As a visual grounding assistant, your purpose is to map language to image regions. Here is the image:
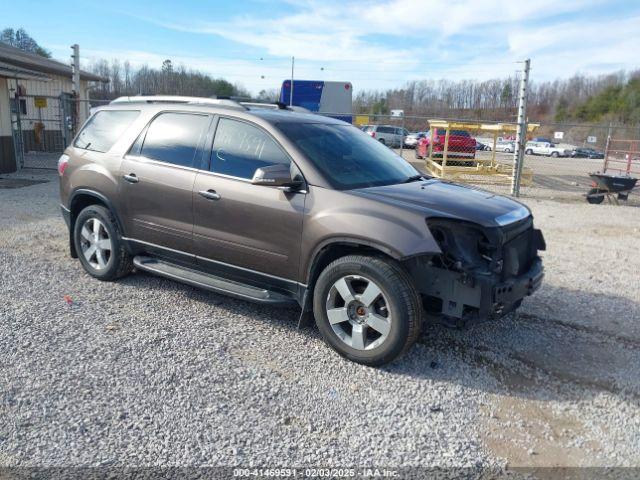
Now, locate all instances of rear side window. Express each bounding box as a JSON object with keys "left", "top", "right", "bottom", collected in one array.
[
  {"left": 74, "top": 110, "right": 139, "bottom": 152},
  {"left": 211, "top": 118, "right": 289, "bottom": 179},
  {"left": 140, "top": 112, "right": 210, "bottom": 168},
  {"left": 433, "top": 129, "right": 470, "bottom": 137},
  {"left": 377, "top": 126, "right": 394, "bottom": 134}
]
